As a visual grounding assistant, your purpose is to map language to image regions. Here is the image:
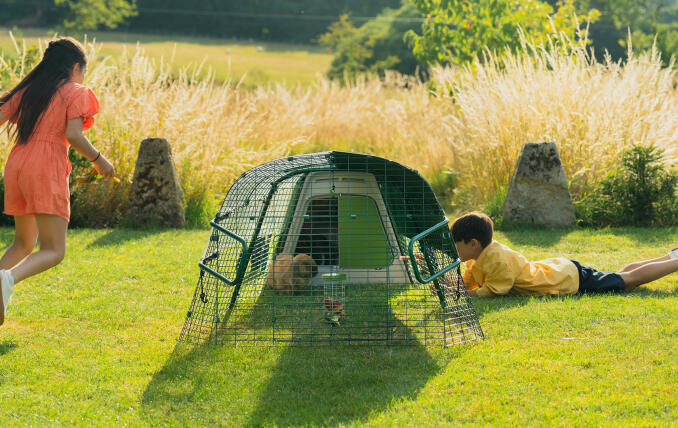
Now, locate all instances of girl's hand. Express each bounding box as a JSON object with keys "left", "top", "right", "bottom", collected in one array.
[{"left": 93, "top": 154, "right": 115, "bottom": 178}]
